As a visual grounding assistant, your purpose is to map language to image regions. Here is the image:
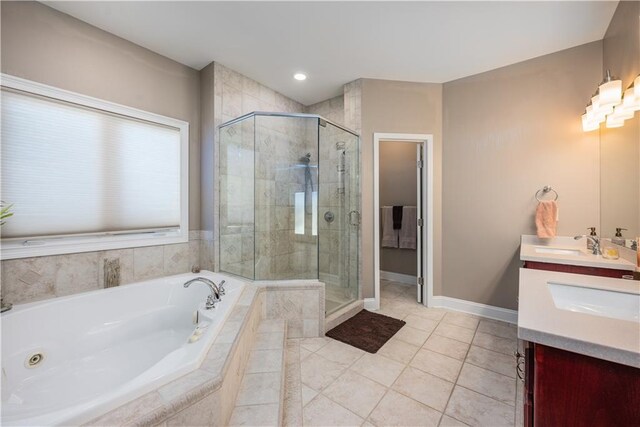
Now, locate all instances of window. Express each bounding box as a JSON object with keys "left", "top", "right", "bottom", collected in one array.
[{"left": 0, "top": 75, "right": 189, "bottom": 259}]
